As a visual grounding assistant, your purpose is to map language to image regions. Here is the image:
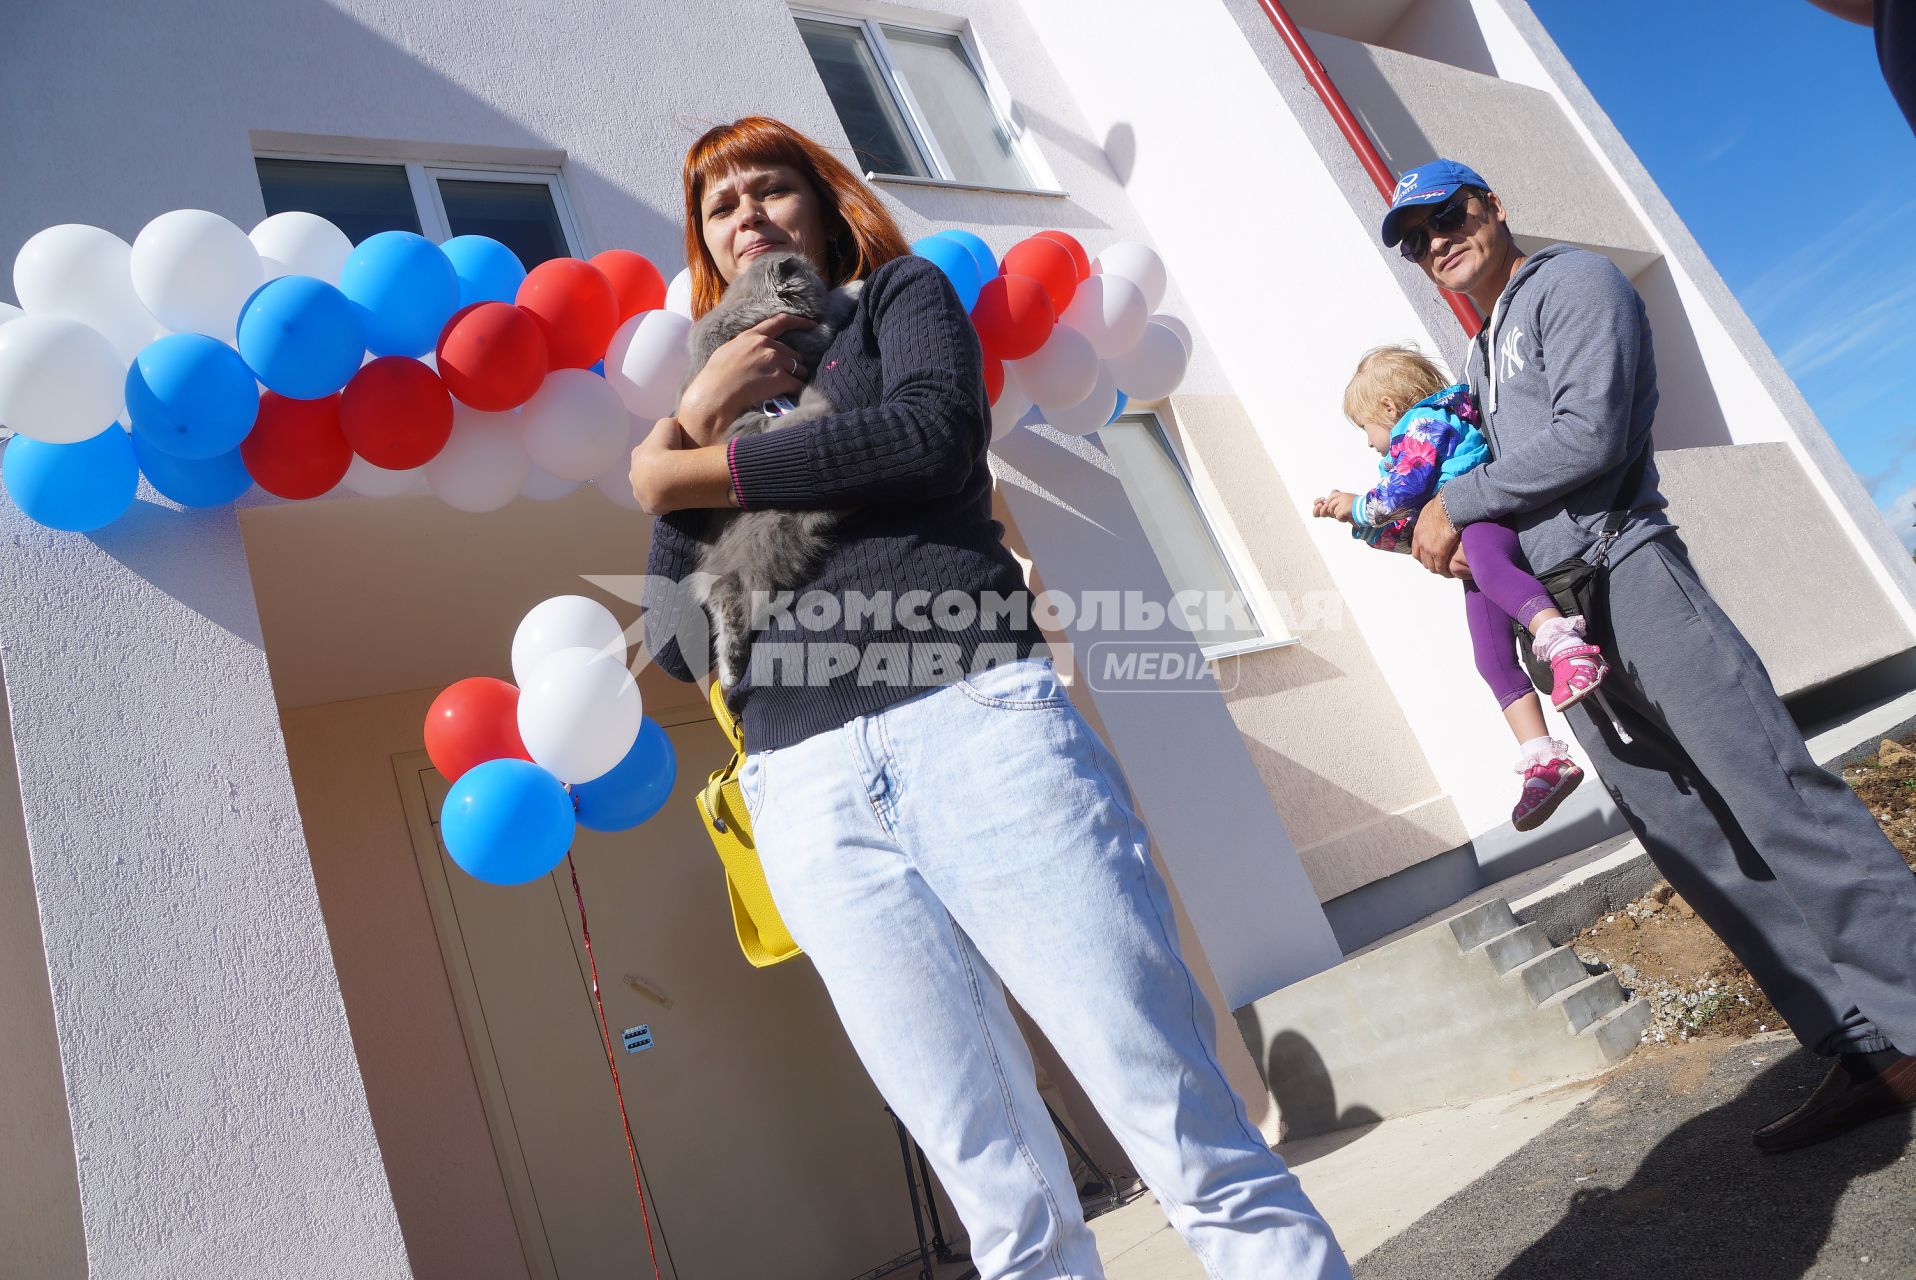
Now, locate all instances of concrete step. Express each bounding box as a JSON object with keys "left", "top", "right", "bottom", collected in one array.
[
  {"left": 1580, "top": 996, "right": 1654, "bottom": 1062},
  {"left": 1236, "top": 896, "right": 1655, "bottom": 1141},
  {"left": 1505, "top": 946, "right": 1591, "bottom": 1004},
  {"left": 1446, "top": 898, "right": 1520, "bottom": 951},
  {"left": 1539, "top": 971, "right": 1628, "bottom": 1034},
  {"left": 1474, "top": 922, "right": 1550, "bottom": 975}
]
